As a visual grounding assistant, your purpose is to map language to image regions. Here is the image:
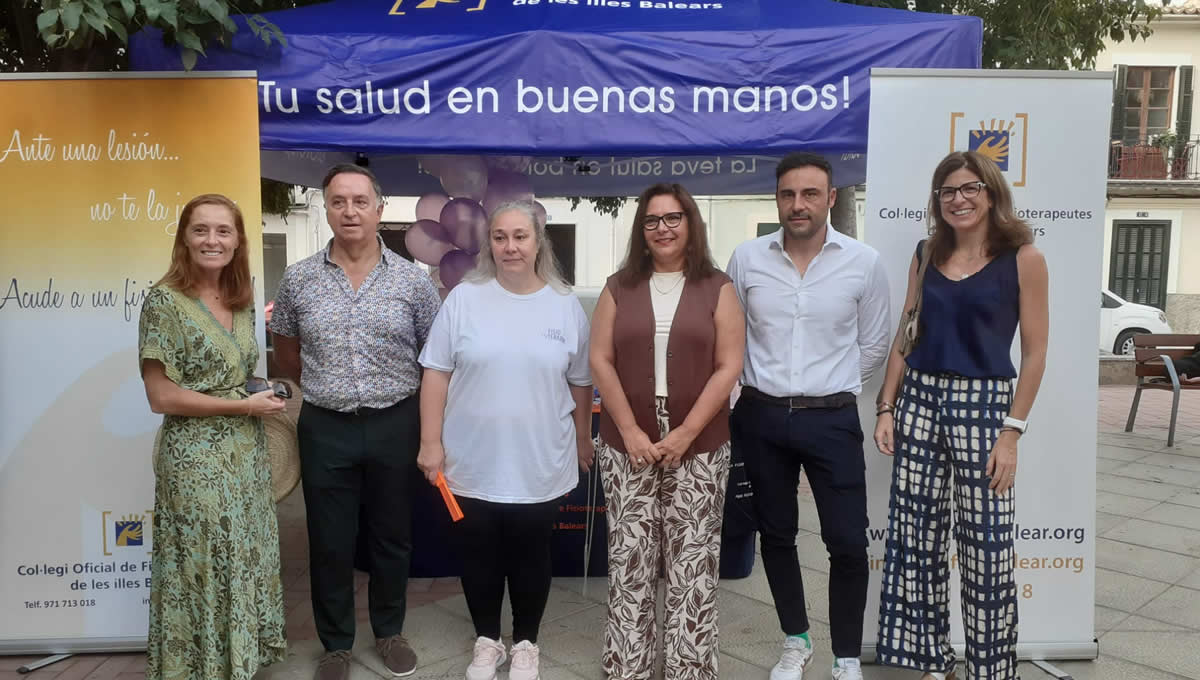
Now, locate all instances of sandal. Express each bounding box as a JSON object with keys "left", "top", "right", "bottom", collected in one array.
[{"left": 920, "top": 672, "right": 957, "bottom": 680}]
